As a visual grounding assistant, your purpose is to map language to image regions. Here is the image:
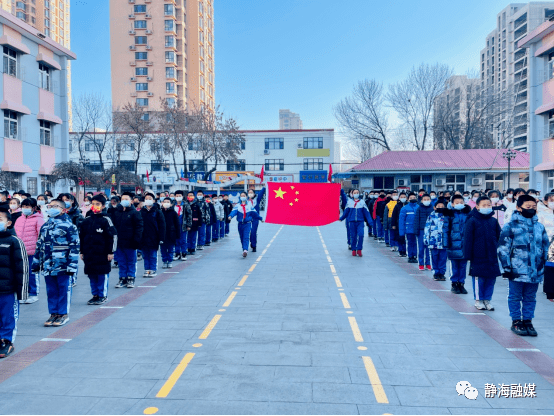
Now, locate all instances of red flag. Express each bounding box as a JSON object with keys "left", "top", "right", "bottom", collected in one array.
[
  {"left": 328, "top": 164, "right": 333, "bottom": 183},
  {"left": 265, "top": 182, "right": 340, "bottom": 226},
  {"left": 260, "top": 165, "right": 264, "bottom": 183},
  {"left": 146, "top": 170, "right": 150, "bottom": 181}
]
